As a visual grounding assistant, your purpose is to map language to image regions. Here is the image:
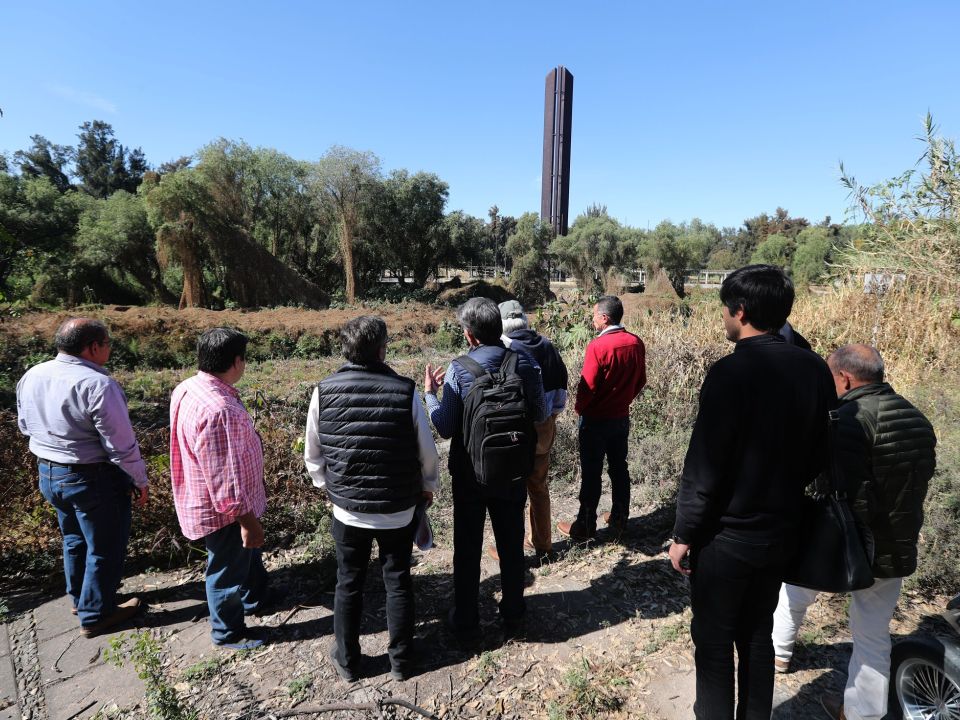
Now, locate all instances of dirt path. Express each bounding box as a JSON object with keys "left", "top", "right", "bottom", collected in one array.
[{"left": 2, "top": 490, "right": 951, "bottom": 719}]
